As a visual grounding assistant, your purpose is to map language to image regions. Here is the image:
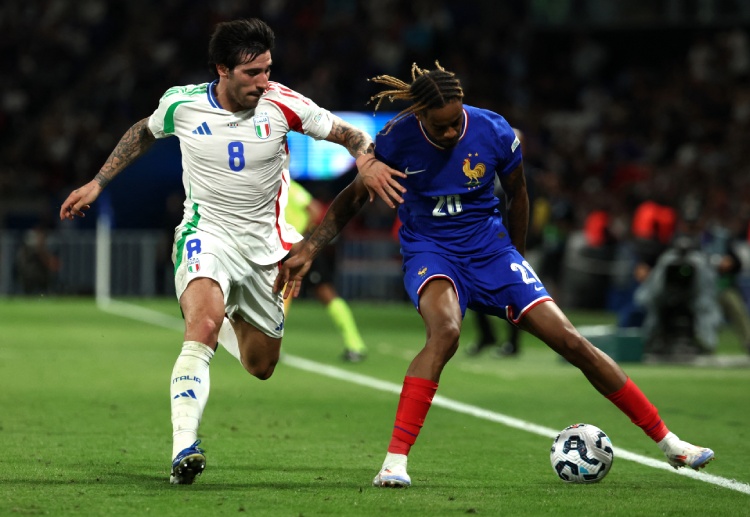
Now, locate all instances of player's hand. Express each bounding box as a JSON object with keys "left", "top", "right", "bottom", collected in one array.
[
  {"left": 355, "top": 155, "right": 406, "bottom": 209},
  {"left": 274, "top": 247, "right": 314, "bottom": 299},
  {"left": 59, "top": 180, "right": 103, "bottom": 220}
]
